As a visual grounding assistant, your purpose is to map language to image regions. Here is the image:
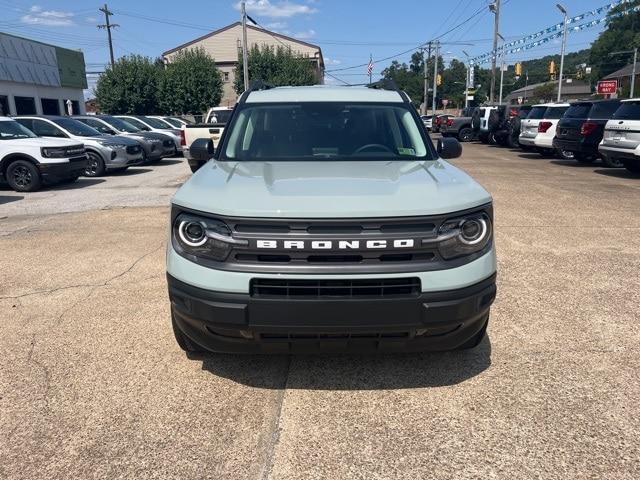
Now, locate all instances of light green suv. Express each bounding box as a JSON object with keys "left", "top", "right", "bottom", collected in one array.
[{"left": 167, "top": 82, "right": 496, "bottom": 354}]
